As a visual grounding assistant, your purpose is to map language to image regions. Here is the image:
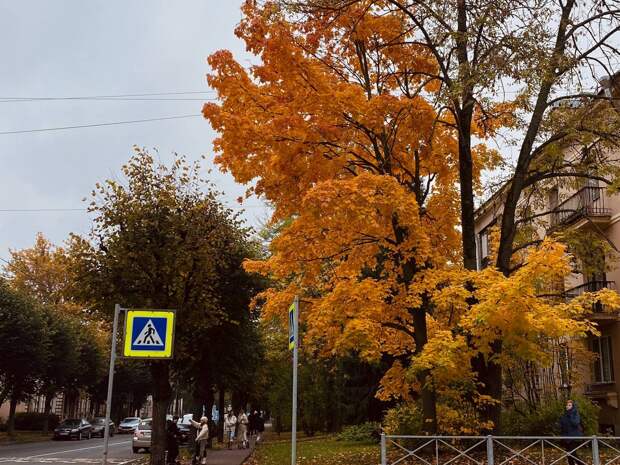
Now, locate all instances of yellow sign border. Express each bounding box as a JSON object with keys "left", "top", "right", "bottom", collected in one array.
[{"left": 123, "top": 309, "right": 175, "bottom": 359}]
